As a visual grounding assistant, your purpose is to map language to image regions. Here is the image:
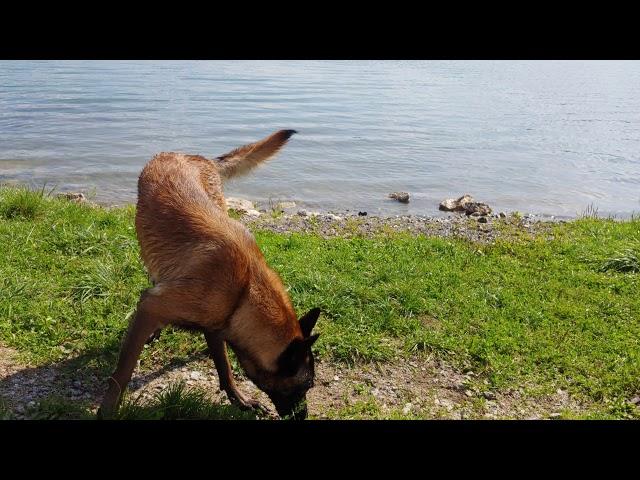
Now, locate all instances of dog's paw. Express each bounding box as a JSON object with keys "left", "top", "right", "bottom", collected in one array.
[{"left": 229, "top": 394, "right": 270, "bottom": 416}]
